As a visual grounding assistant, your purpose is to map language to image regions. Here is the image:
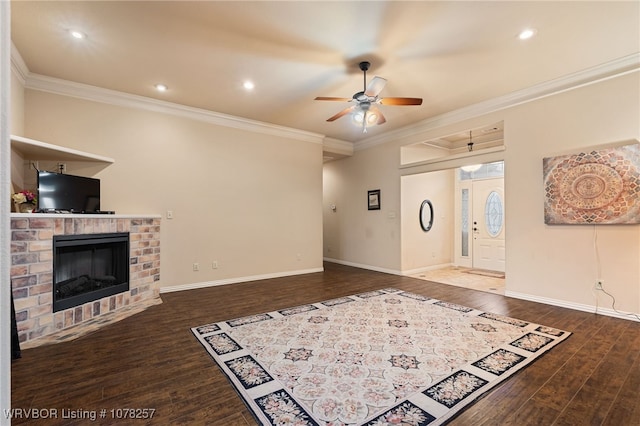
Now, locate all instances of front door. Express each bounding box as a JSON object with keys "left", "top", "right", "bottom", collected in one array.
[{"left": 471, "top": 178, "right": 505, "bottom": 272}]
